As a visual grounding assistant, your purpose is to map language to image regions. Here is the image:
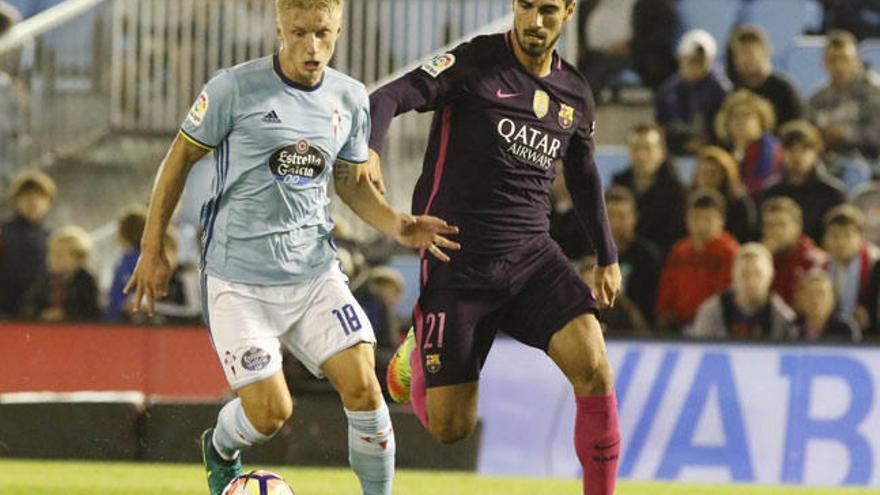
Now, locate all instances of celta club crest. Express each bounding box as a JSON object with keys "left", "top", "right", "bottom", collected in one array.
[
  {"left": 425, "top": 353, "right": 442, "bottom": 374},
  {"left": 533, "top": 90, "right": 549, "bottom": 119},
  {"left": 558, "top": 104, "right": 574, "bottom": 129}
]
